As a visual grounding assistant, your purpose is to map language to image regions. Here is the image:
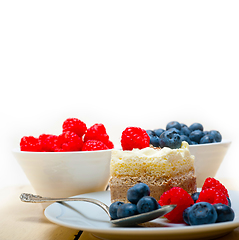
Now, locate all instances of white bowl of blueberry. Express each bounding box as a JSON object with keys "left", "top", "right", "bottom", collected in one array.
[{"left": 146, "top": 121, "right": 231, "bottom": 188}]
